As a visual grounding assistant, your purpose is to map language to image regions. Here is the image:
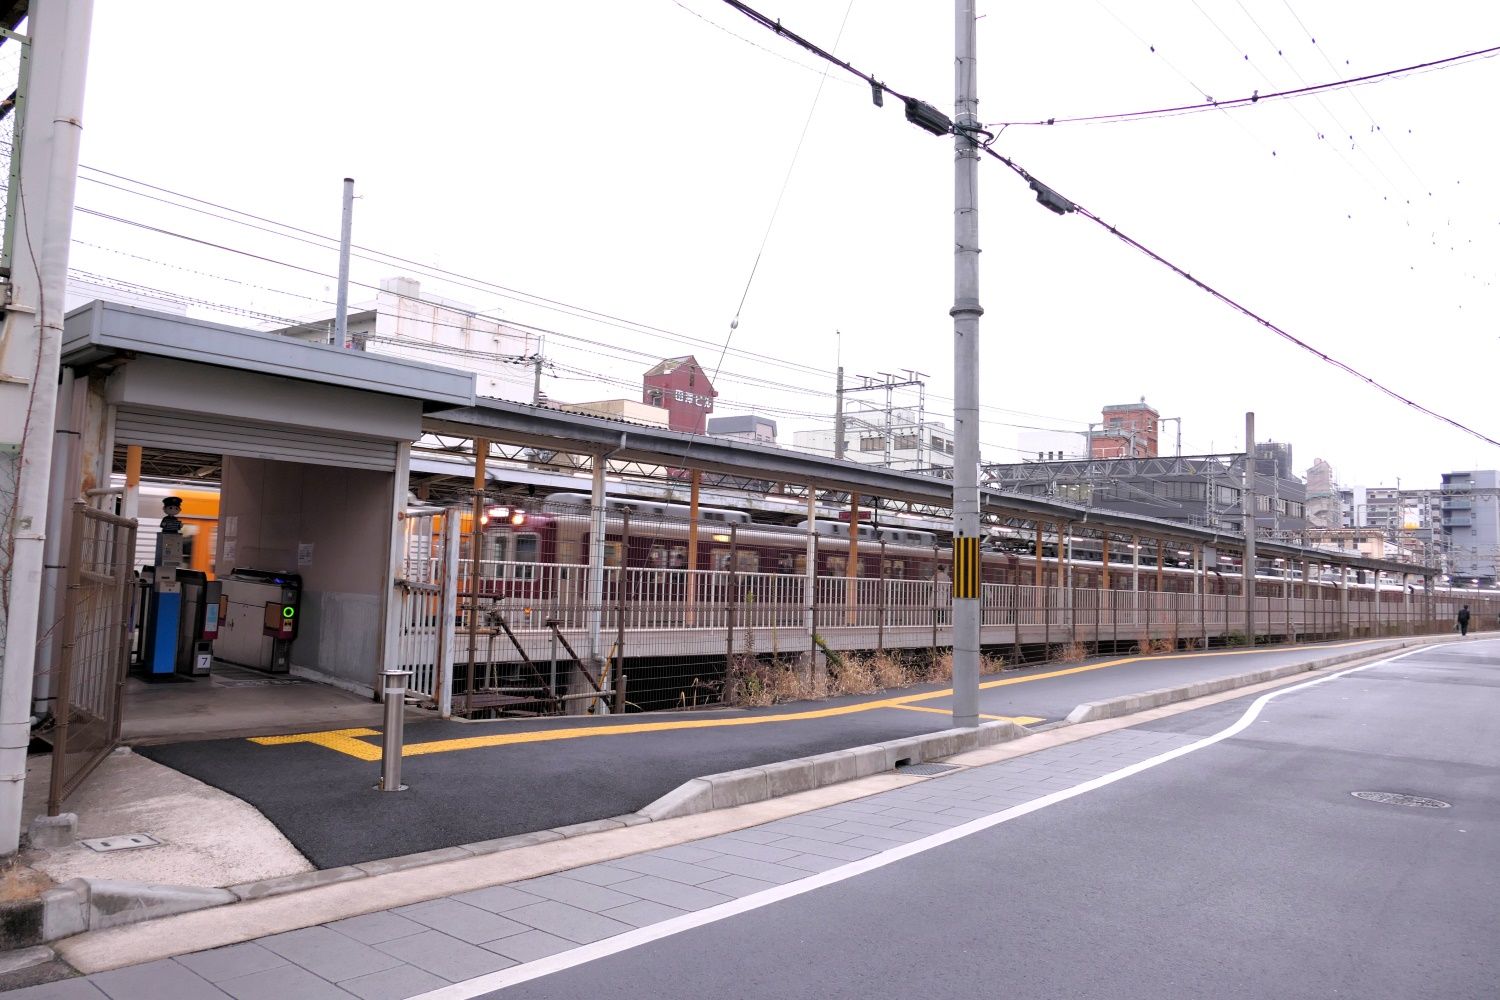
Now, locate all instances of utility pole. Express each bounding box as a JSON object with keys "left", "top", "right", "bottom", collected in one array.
[
  {"left": 1243, "top": 411, "right": 1256, "bottom": 644},
  {"left": 334, "top": 177, "right": 354, "bottom": 348},
  {"left": 531, "top": 354, "right": 544, "bottom": 405},
  {"left": 834, "top": 365, "right": 845, "bottom": 460},
  {"left": 0, "top": 0, "right": 95, "bottom": 855},
  {"left": 950, "top": 0, "right": 981, "bottom": 729}
]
